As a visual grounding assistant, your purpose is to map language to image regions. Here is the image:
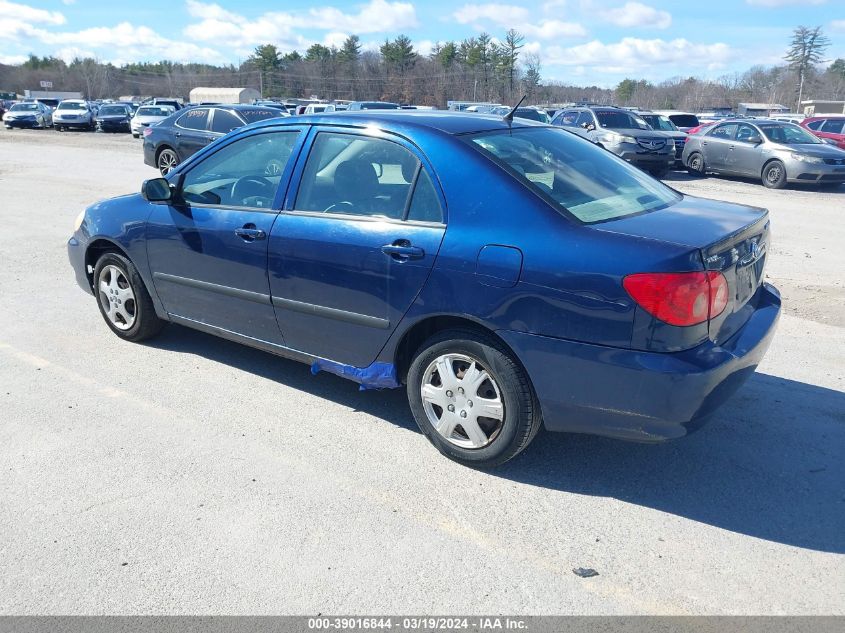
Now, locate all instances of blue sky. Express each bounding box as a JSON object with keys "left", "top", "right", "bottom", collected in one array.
[{"left": 1, "top": 0, "right": 843, "bottom": 86}]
